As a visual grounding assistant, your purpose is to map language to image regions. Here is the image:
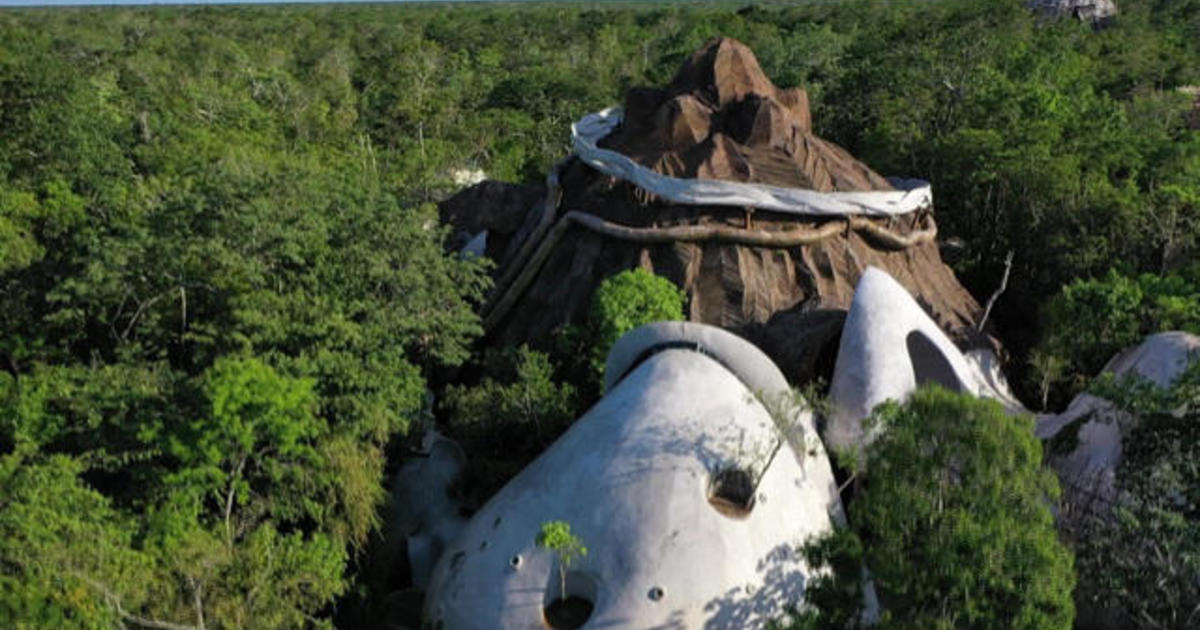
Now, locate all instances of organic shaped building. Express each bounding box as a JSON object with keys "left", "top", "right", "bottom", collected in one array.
[
  {"left": 389, "top": 431, "right": 471, "bottom": 592},
  {"left": 825, "top": 267, "right": 1024, "bottom": 454},
  {"left": 440, "top": 37, "right": 988, "bottom": 385},
  {"left": 423, "top": 322, "right": 842, "bottom": 629},
  {"left": 1036, "top": 331, "right": 1200, "bottom": 521}
]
